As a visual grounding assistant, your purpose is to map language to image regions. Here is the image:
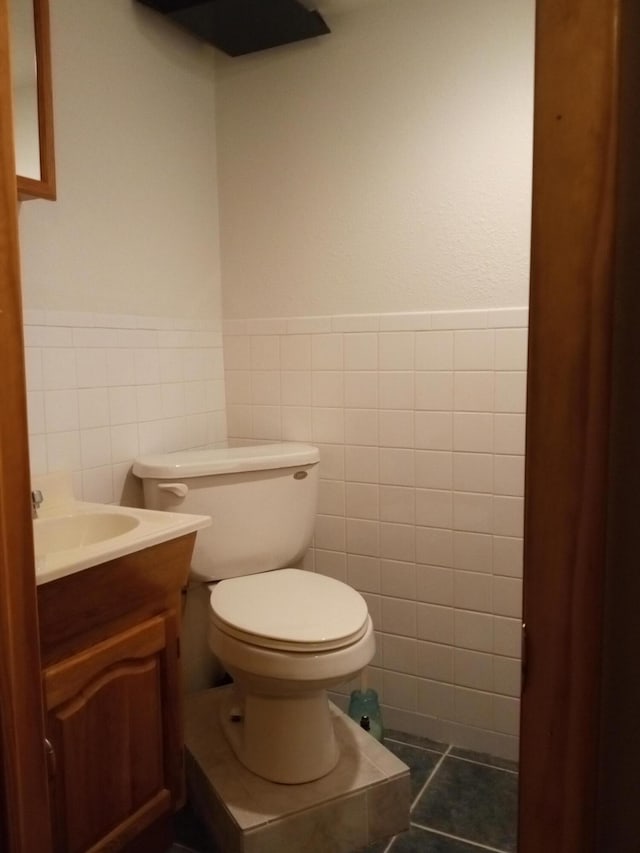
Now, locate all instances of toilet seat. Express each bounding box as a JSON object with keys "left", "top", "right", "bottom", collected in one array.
[{"left": 209, "top": 568, "right": 370, "bottom": 652}]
